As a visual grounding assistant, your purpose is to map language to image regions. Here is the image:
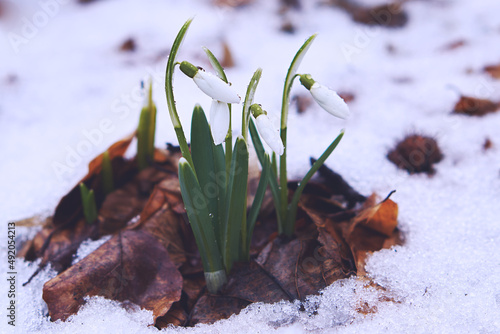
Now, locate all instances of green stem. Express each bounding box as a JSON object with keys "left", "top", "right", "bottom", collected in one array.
[
  {"left": 241, "top": 68, "right": 263, "bottom": 142},
  {"left": 165, "top": 18, "right": 194, "bottom": 168},
  {"left": 249, "top": 119, "right": 283, "bottom": 232},
  {"left": 279, "top": 34, "right": 317, "bottom": 236}
]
